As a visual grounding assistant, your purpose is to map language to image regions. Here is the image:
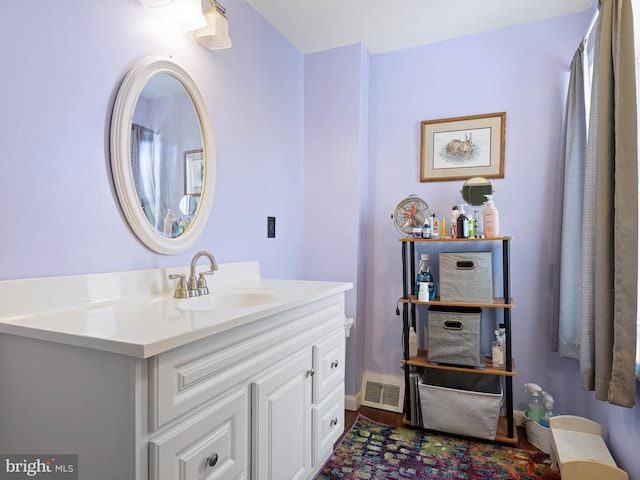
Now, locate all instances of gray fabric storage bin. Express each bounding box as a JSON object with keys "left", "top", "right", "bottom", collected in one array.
[
  {"left": 439, "top": 252, "right": 493, "bottom": 303},
  {"left": 427, "top": 306, "right": 483, "bottom": 368},
  {"left": 418, "top": 369, "right": 502, "bottom": 440}
]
